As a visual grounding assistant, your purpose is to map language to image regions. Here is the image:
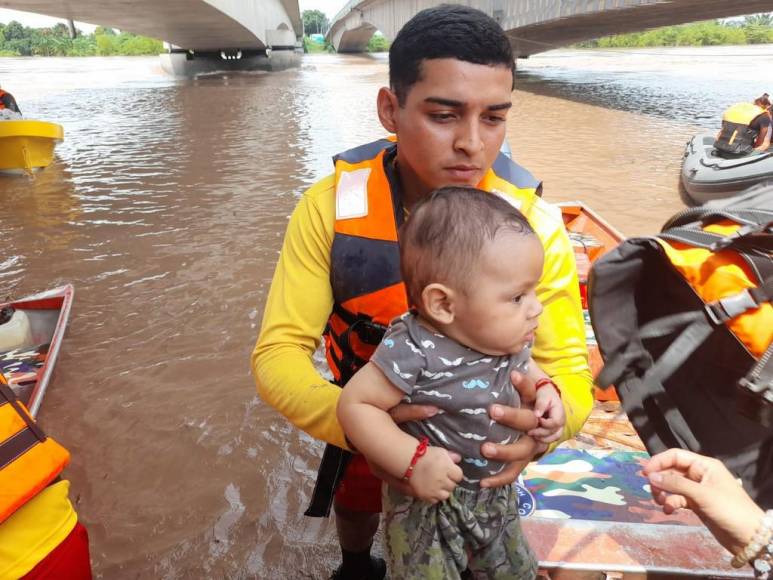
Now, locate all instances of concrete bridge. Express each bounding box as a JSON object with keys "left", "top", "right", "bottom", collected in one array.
[
  {"left": 0, "top": 0, "right": 302, "bottom": 74},
  {"left": 329, "top": 0, "right": 773, "bottom": 56}
]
